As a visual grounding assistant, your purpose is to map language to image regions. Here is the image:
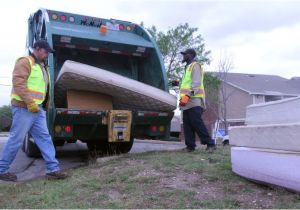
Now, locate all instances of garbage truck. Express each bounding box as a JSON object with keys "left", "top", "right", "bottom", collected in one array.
[{"left": 22, "top": 8, "right": 175, "bottom": 157}]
